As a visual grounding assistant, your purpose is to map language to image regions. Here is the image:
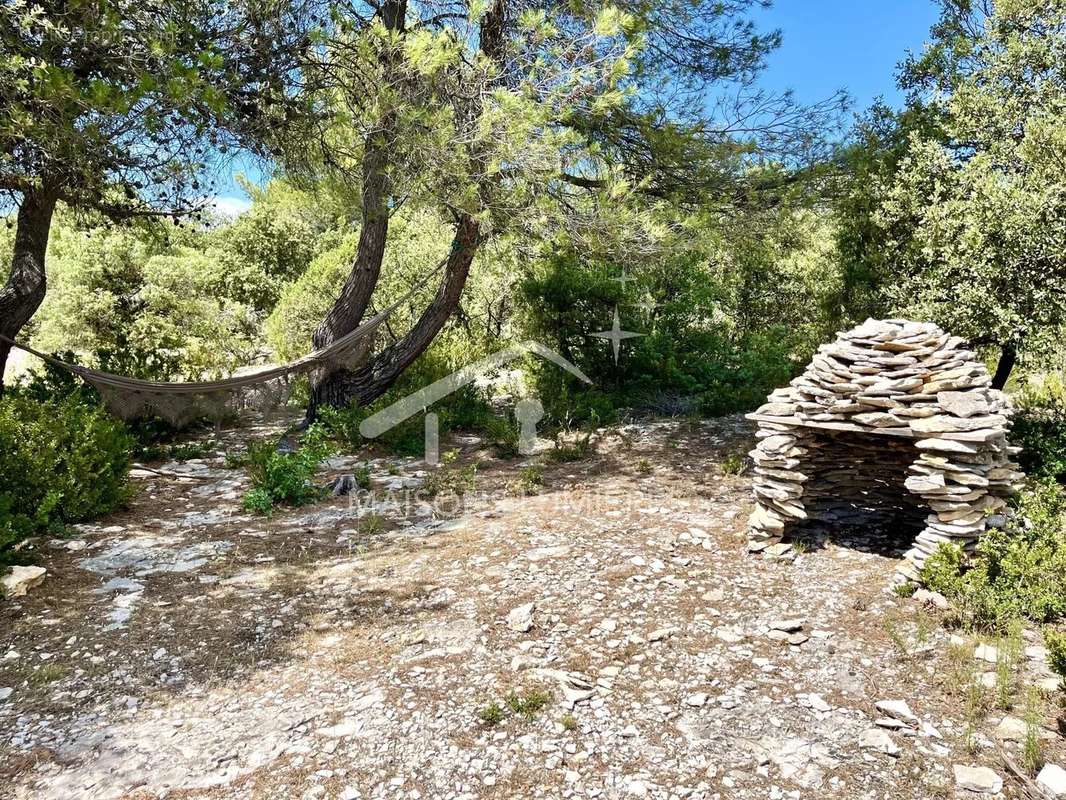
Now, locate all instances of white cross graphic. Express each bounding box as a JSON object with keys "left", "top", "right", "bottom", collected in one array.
[{"left": 590, "top": 306, "right": 644, "bottom": 364}]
